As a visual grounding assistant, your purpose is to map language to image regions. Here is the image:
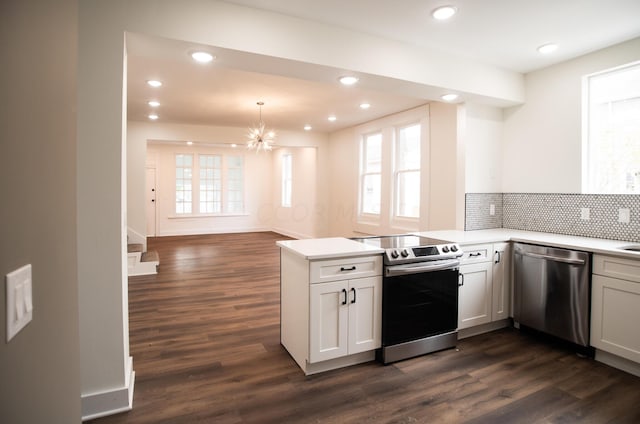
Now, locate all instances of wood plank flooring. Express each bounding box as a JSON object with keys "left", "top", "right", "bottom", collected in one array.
[{"left": 91, "top": 232, "right": 640, "bottom": 424}]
